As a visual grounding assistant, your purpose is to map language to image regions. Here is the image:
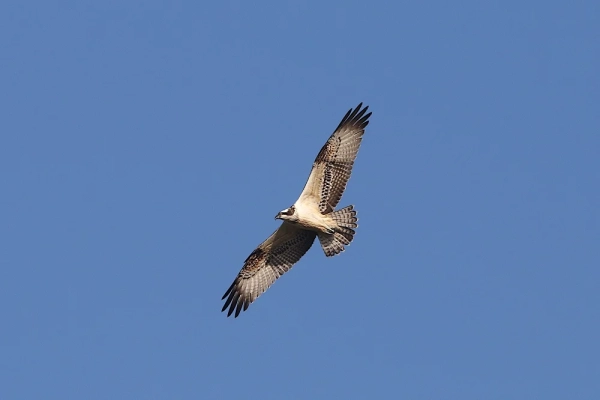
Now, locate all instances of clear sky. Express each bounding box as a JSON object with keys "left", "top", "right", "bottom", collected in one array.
[{"left": 1, "top": 1, "right": 599, "bottom": 399}]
